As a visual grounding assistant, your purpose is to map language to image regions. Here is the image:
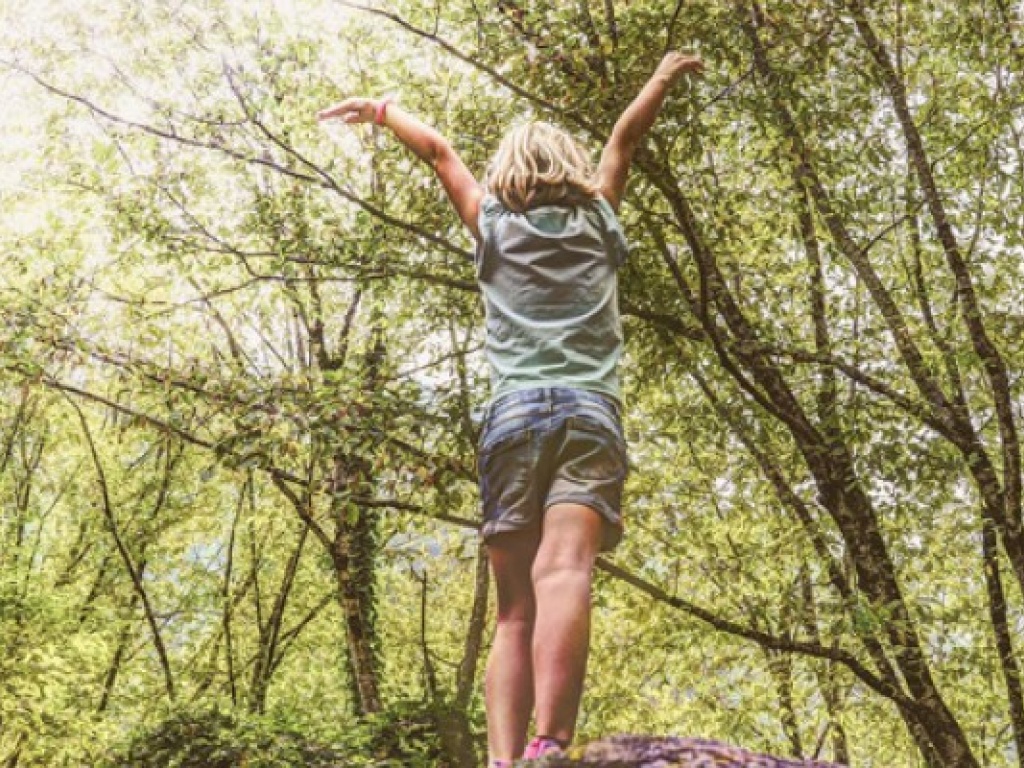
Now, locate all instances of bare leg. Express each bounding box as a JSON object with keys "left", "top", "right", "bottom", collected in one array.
[
  {"left": 531, "top": 503, "right": 604, "bottom": 746},
  {"left": 485, "top": 528, "right": 541, "bottom": 763}
]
